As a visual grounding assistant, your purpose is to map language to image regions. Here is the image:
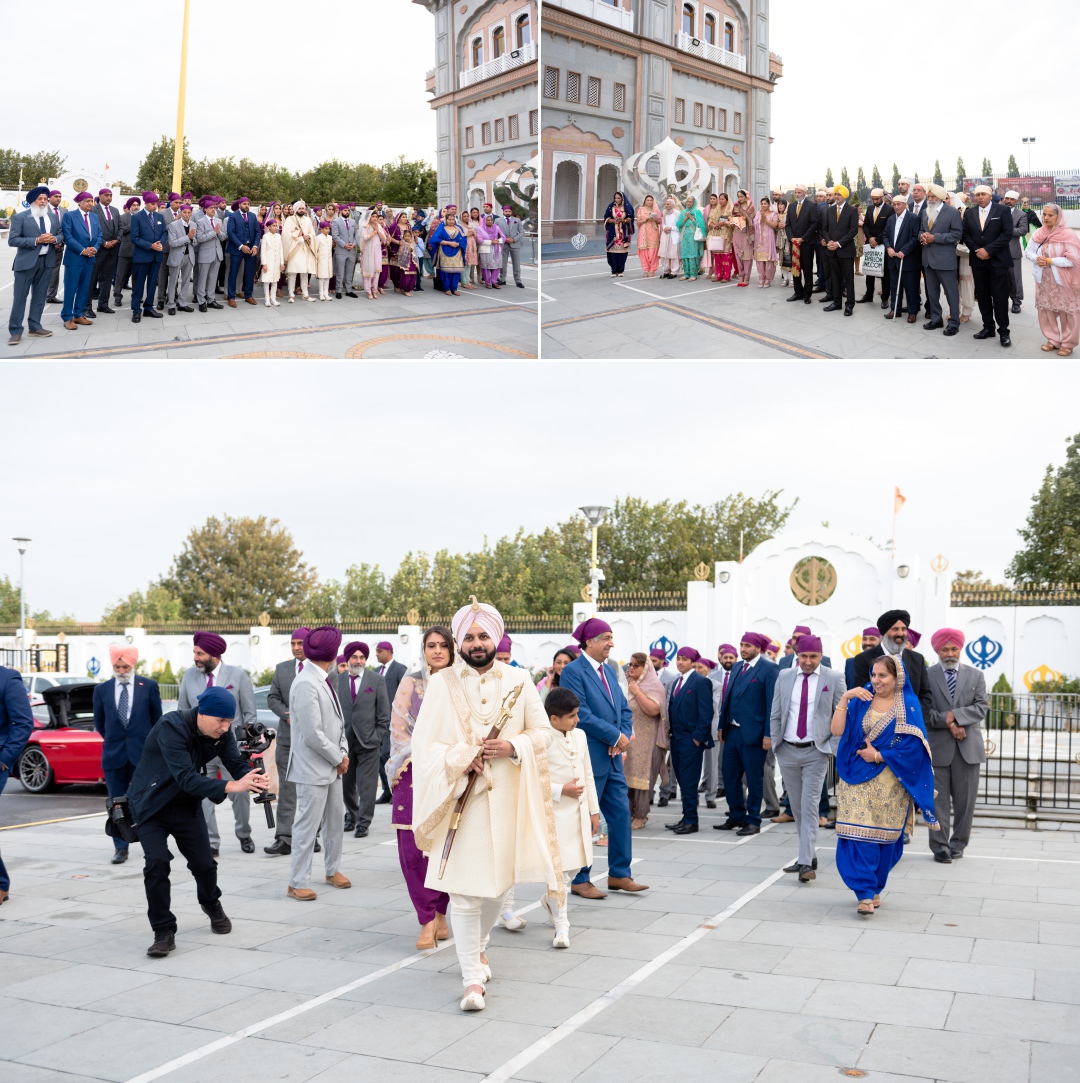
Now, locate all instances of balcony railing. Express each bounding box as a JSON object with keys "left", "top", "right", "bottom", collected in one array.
[
  {"left": 425, "top": 68, "right": 435, "bottom": 93},
  {"left": 459, "top": 40, "right": 537, "bottom": 89},
  {"left": 675, "top": 30, "right": 747, "bottom": 72}
]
